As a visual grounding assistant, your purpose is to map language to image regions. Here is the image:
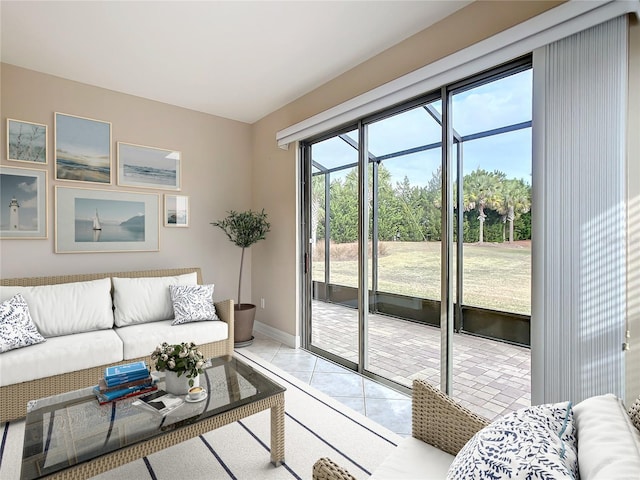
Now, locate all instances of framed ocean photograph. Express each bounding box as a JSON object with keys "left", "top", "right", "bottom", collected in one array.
[
  {"left": 164, "top": 194, "right": 189, "bottom": 227},
  {"left": 117, "top": 142, "right": 181, "bottom": 190},
  {"left": 55, "top": 186, "right": 159, "bottom": 253},
  {"left": 7, "top": 118, "right": 47, "bottom": 163},
  {"left": 55, "top": 112, "right": 112, "bottom": 184},
  {"left": 0, "top": 166, "right": 47, "bottom": 239}
]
